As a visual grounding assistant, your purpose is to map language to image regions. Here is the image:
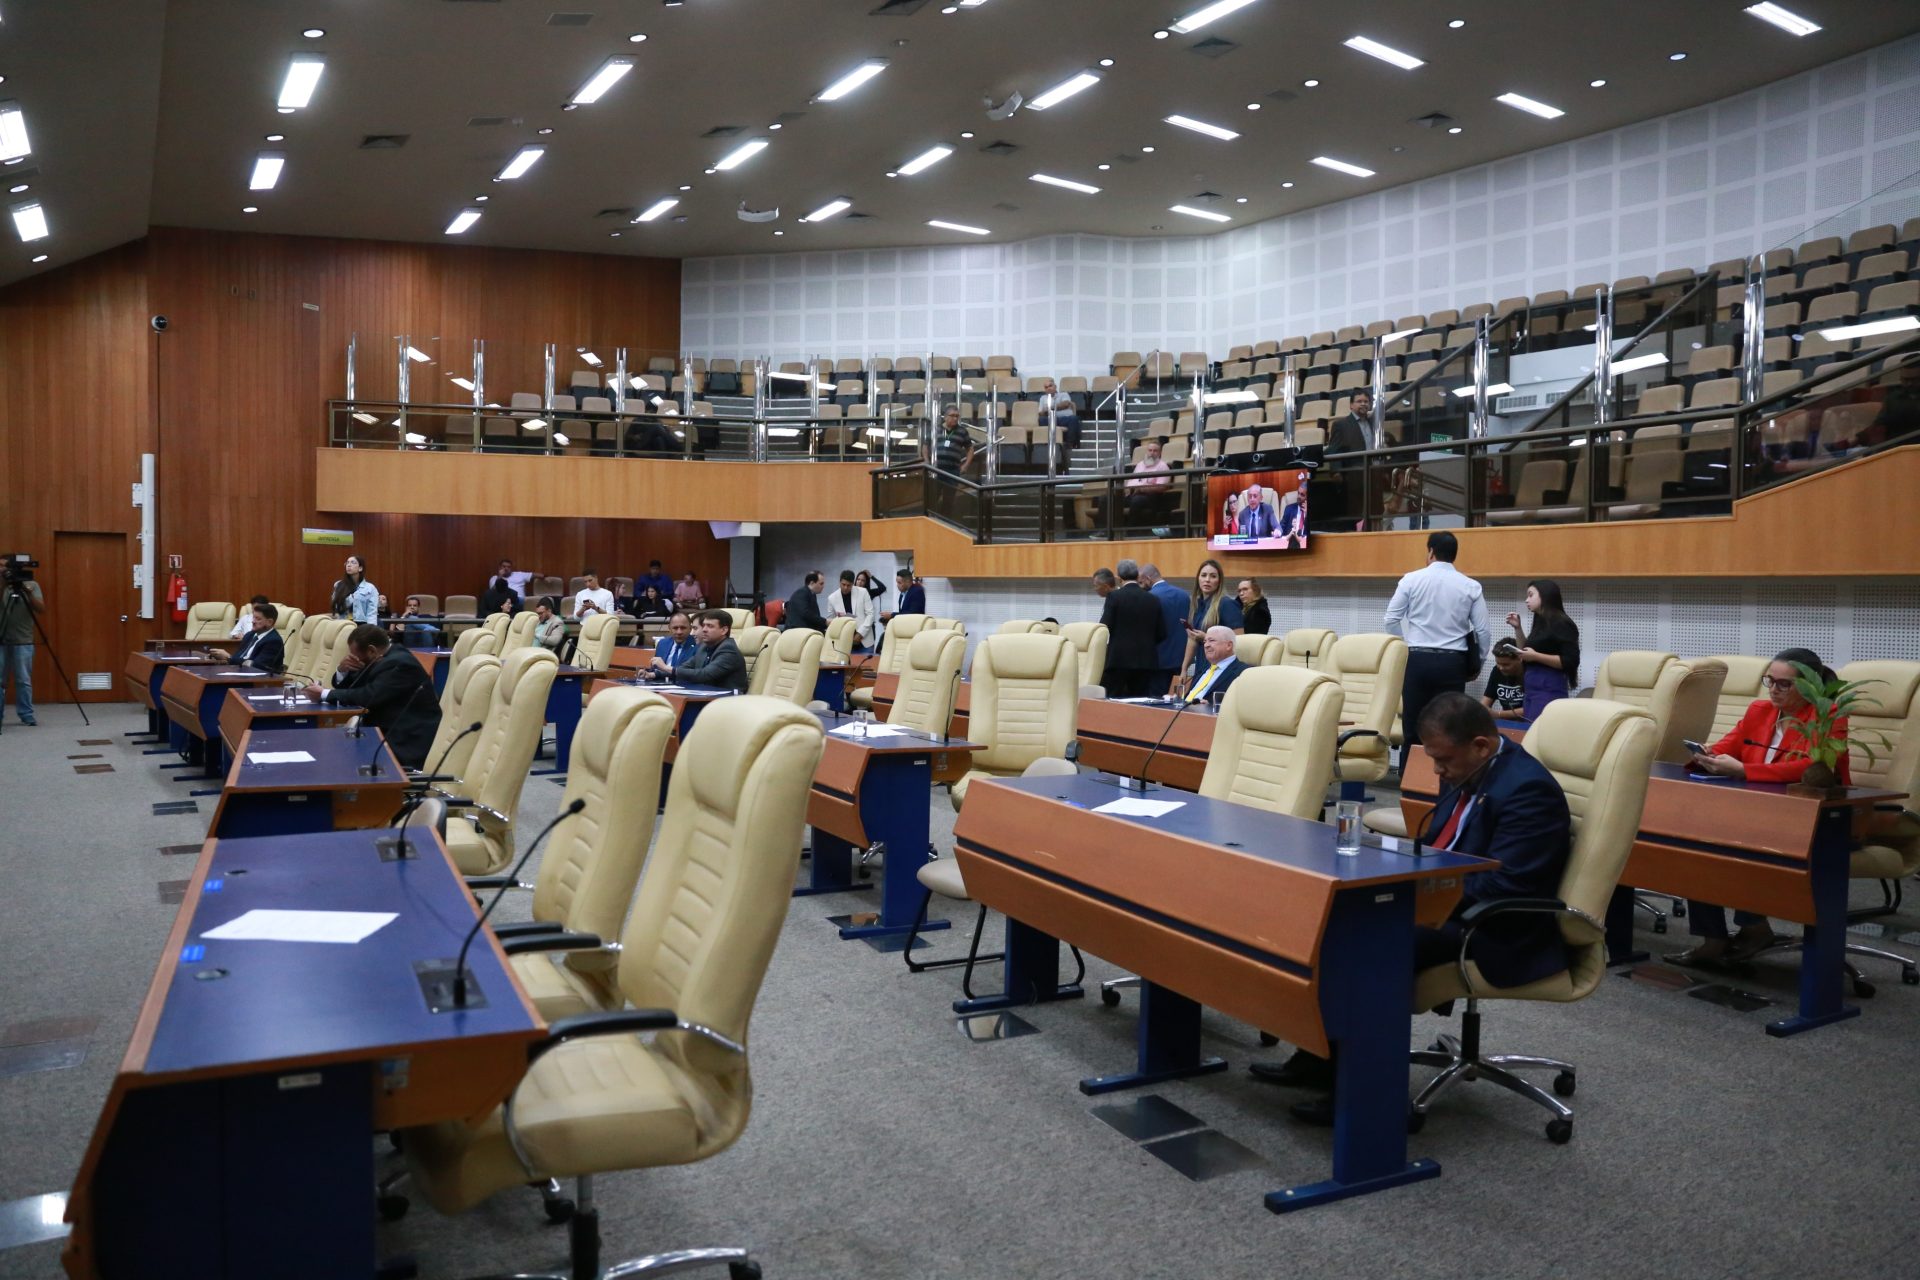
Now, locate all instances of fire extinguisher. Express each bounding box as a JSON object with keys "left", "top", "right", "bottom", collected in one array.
[{"left": 168, "top": 570, "right": 189, "bottom": 623}]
